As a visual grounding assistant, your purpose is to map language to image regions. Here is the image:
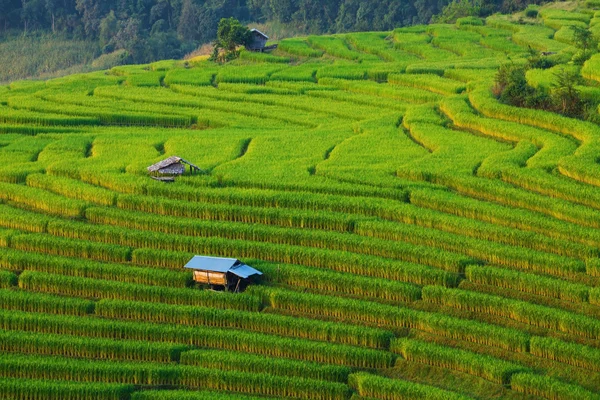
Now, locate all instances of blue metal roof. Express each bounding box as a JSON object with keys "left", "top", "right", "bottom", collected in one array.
[
  {"left": 184, "top": 256, "right": 262, "bottom": 278},
  {"left": 230, "top": 264, "right": 263, "bottom": 279},
  {"left": 184, "top": 256, "right": 240, "bottom": 273}
]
